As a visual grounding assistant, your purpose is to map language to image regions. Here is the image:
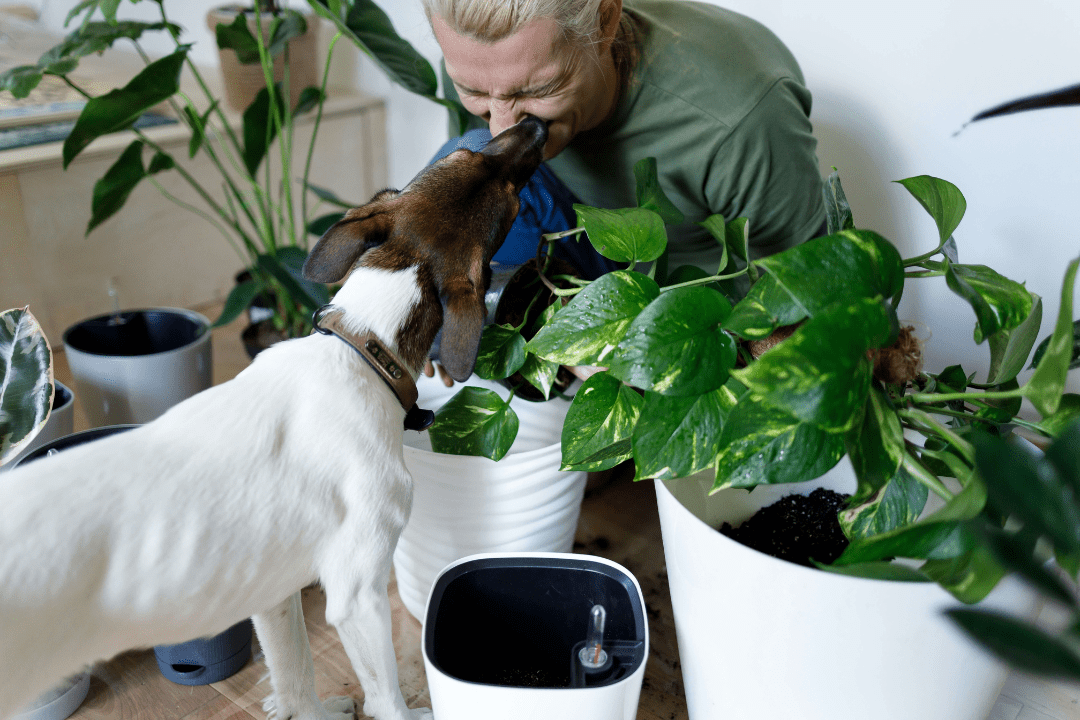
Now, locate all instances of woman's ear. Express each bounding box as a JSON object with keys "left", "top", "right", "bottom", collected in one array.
[{"left": 598, "top": 0, "right": 624, "bottom": 45}]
